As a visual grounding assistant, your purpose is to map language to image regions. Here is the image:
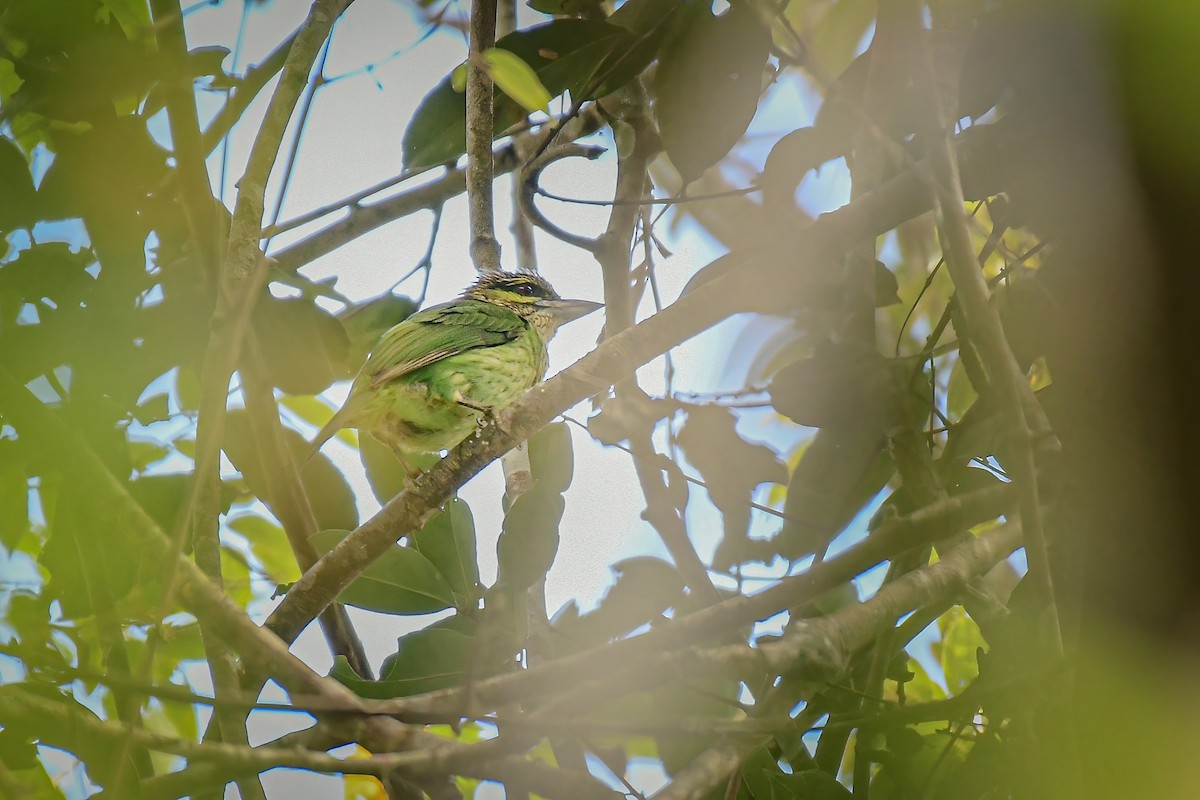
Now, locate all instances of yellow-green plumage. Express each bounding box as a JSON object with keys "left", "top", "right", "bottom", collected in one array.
[{"left": 308, "top": 272, "right": 600, "bottom": 462}]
